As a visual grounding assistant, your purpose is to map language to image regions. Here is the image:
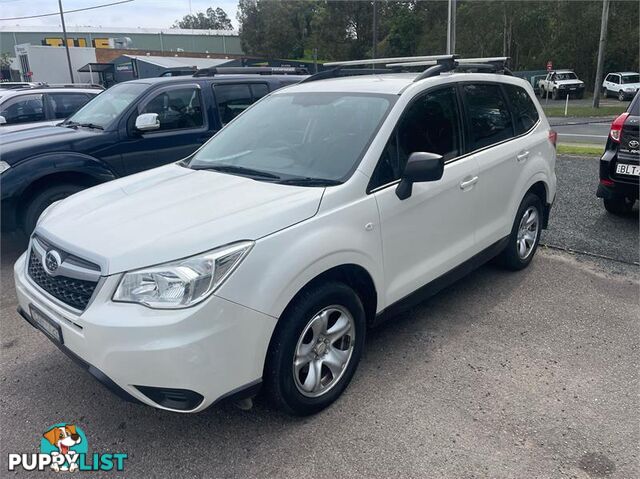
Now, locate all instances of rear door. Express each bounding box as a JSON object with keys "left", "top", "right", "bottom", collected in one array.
[{"left": 119, "top": 83, "right": 209, "bottom": 174}]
